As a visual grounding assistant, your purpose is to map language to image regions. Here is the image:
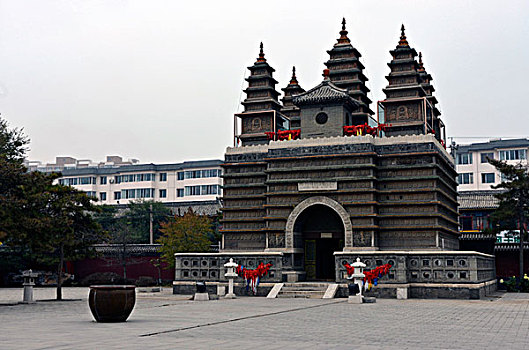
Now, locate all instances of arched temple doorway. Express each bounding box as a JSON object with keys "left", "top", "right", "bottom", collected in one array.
[{"left": 293, "top": 204, "right": 345, "bottom": 280}]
